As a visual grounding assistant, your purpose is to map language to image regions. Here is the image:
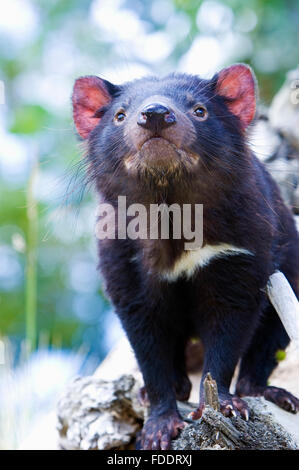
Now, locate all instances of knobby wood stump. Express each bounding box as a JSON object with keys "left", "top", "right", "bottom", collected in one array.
[{"left": 57, "top": 372, "right": 299, "bottom": 450}]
